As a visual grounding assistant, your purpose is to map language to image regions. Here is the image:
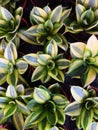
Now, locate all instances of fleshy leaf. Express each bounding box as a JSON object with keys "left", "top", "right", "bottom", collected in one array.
[
  {"left": 71, "top": 86, "right": 88, "bottom": 102},
  {"left": 16, "top": 100, "right": 29, "bottom": 114},
  {"left": 0, "top": 58, "right": 9, "bottom": 73},
  {"left": 4, "top": 103, "right": 17, "bottom": 118},
  {"left": 53, "top": 94, "right": 68, "bottom": 108},
  {"left": 23, "top": 53, "right": 38, "bottom": 66},
  {"left": 81, "top": 108, "right": 93, "bottom": 130},
  {"left": 56, "top": 59, "right": 70, "bottom": 69},
  {"left": 37, "top": 54, "right": 51, "bottom": 65},
  {"left": 13, "top": 111, "right": 24, "bottom": 130},
  {"left": 4, "top": 42, "right": 17, "bottom": 64},
  {"left": 6, "top": 85, "right": 17, "bottom": 98},
  {"left": 38, "top": 118, "right": 51, "bottom": 130},
  {"left": 70, "top": 42, "right": 86, "bottom": 58},
  {"left": 81, "top": 67, "right": 96, "bottom": 87},
  {"left": 45, "top": 39, "right": 58, "bottom": 58},
  {"left": 31, "top": 66, "right": 44, "bottom": 82},
  {"left": 64, "top": 101, "right": 82, "bottom": 116},
  {"left": 56, "top": 109, "right": 65, "bottom": 125},
  {"left": 33, "top": 87, "right": 50, "bottom": 104},
  {"left": 50, "top": 5, "right": 62, "bottom": 23},
  {"left": 16, "top": 59, "right": 28, "bottom": 74},
  {"left": 86, "top": 35, "right": 98, "bottom": 57}
]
